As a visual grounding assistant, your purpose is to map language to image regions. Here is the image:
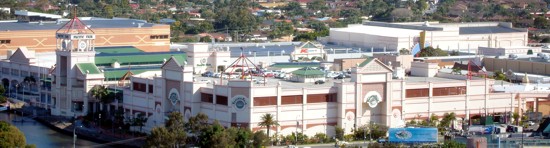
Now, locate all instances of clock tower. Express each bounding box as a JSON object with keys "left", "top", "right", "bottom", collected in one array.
[{"left": 51, "top": 8, "right": 103, "bottom": 117}]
